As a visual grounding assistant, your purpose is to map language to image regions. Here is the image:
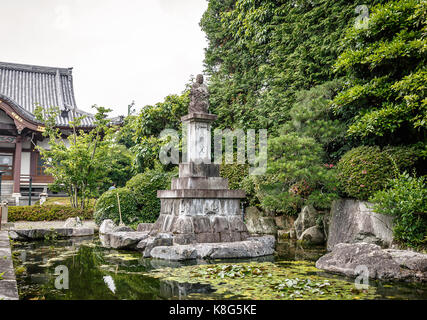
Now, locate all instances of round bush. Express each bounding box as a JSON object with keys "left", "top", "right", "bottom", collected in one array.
[
  {"left": 371, "top": 172, "right": 427, "bottom": 248},
  {"left": 337, "top": 146, "right": 418, "bottom": 200},
  {"left": 94, "top": 187, "right": 139, "bottom": 225},
  {"left": 125, "top": 168, "right": 175, "bottom": 223}
]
